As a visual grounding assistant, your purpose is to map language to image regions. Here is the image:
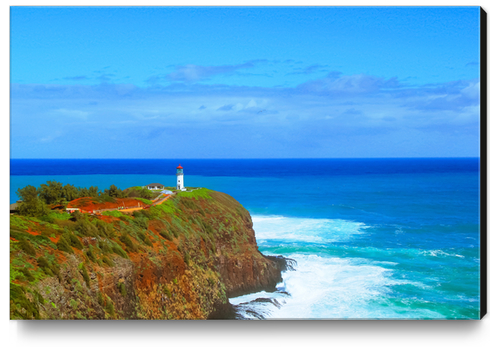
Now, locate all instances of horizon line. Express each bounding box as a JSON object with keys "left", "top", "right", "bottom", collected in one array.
[{"left": 10, "top": 156, "right": 481, "bottom": 160}]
